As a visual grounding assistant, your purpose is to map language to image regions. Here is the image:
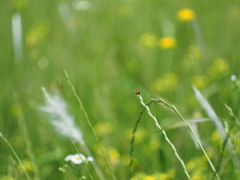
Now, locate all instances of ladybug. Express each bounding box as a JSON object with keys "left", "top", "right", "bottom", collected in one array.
[{"left": 134, "top": 90, "right": 140, "bottom": 95}]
